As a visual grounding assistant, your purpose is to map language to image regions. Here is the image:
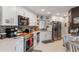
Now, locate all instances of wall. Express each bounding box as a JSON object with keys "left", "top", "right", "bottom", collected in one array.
[{"left": 2, "top": 6, "right": 18, "bottom": 26}]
